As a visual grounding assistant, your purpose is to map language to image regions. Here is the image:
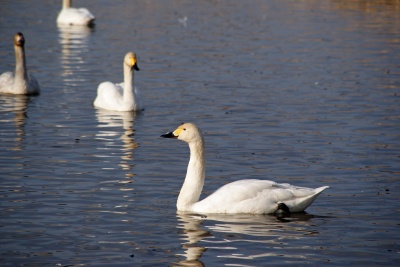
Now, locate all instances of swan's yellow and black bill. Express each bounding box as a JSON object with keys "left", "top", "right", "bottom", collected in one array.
[
  {"left": 161, "top": 126, "right": 184, "bottom": 138},
  {"left": 132, "top": 63, "right": 140, "bottom": 71},
  {"left": 161, "top": 131, "right": 177, "bottom": 138},
  {"left": 129, "top": 55, "right": 140, "bottom": 71}
]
